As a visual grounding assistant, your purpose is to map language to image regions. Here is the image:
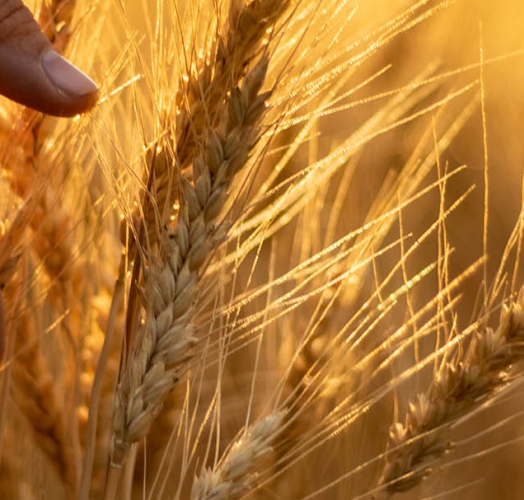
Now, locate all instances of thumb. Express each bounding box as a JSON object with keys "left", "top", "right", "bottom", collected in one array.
[{"left": 0, "top": 0, "right": 98, "bottom": 117}]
